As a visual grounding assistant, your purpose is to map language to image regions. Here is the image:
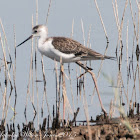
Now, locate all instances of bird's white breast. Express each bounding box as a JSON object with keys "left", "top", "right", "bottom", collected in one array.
[{"left": 38, "top": 38, "right": 78, "bottom": 63}]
